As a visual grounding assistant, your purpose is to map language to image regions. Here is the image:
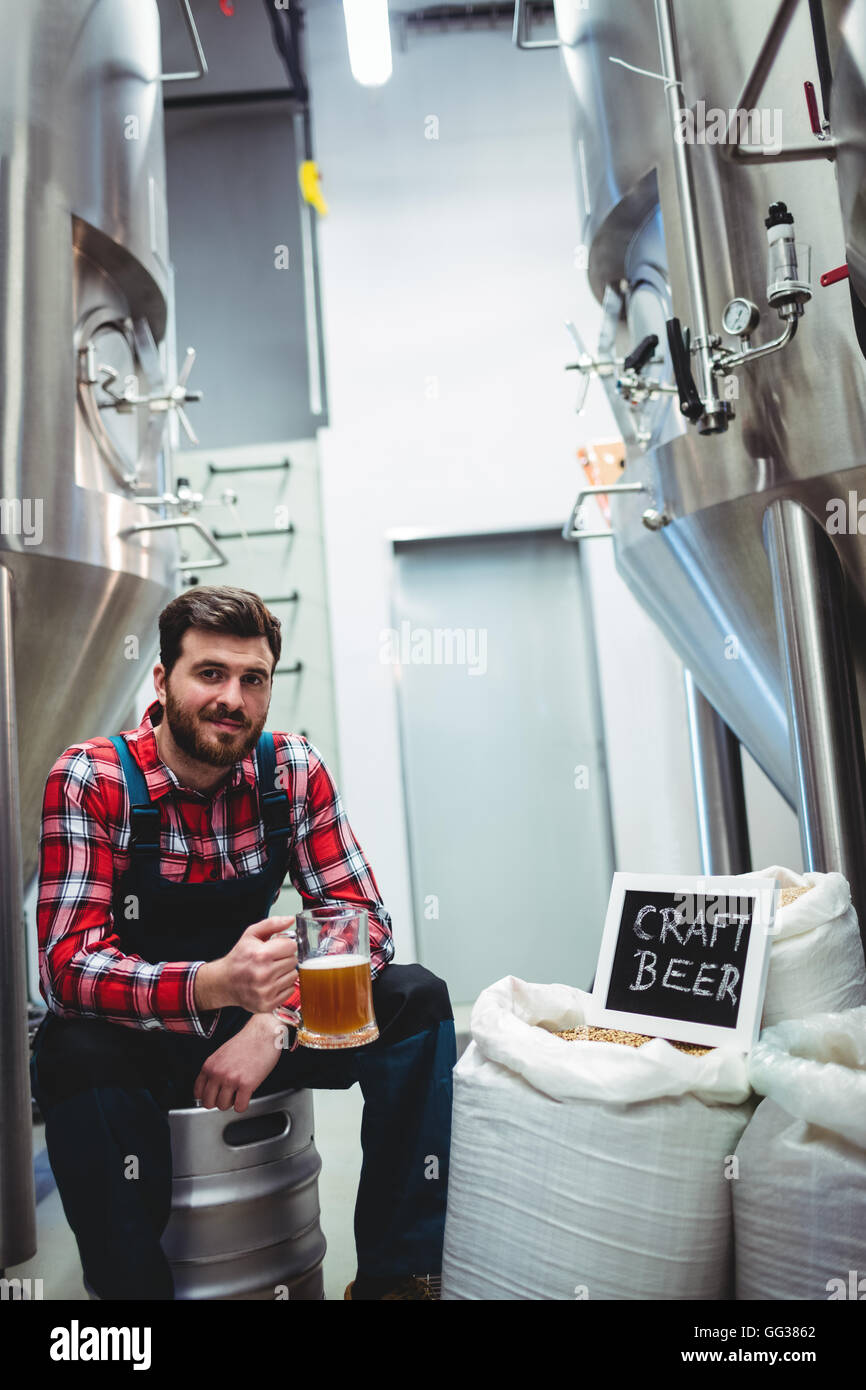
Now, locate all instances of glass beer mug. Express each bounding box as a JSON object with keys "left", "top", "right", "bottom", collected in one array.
[{"left": 276, "top": 906, "right": 379, "bottom": 1049}]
